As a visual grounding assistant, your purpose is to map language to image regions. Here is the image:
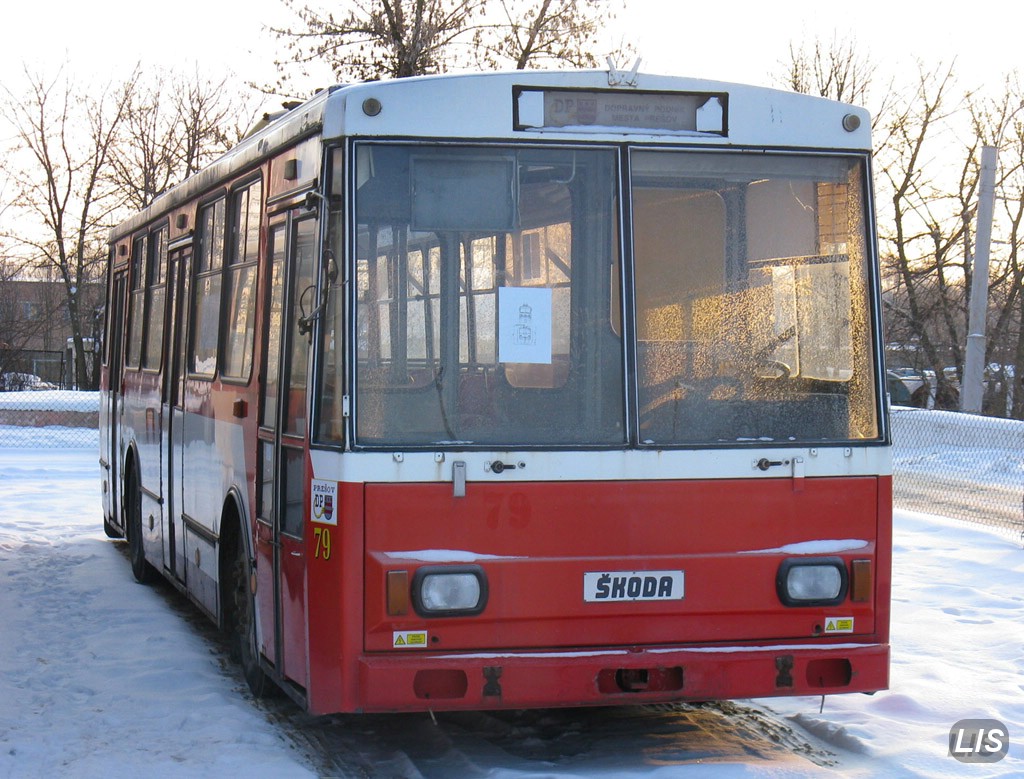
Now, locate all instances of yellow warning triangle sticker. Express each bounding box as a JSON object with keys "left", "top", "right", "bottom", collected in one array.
[
  {"left": 825, "top": 619, "right": 837, "bottom": 632},
  {"left": 395, "top": 635, "right": 406, "bottom": 645}
]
